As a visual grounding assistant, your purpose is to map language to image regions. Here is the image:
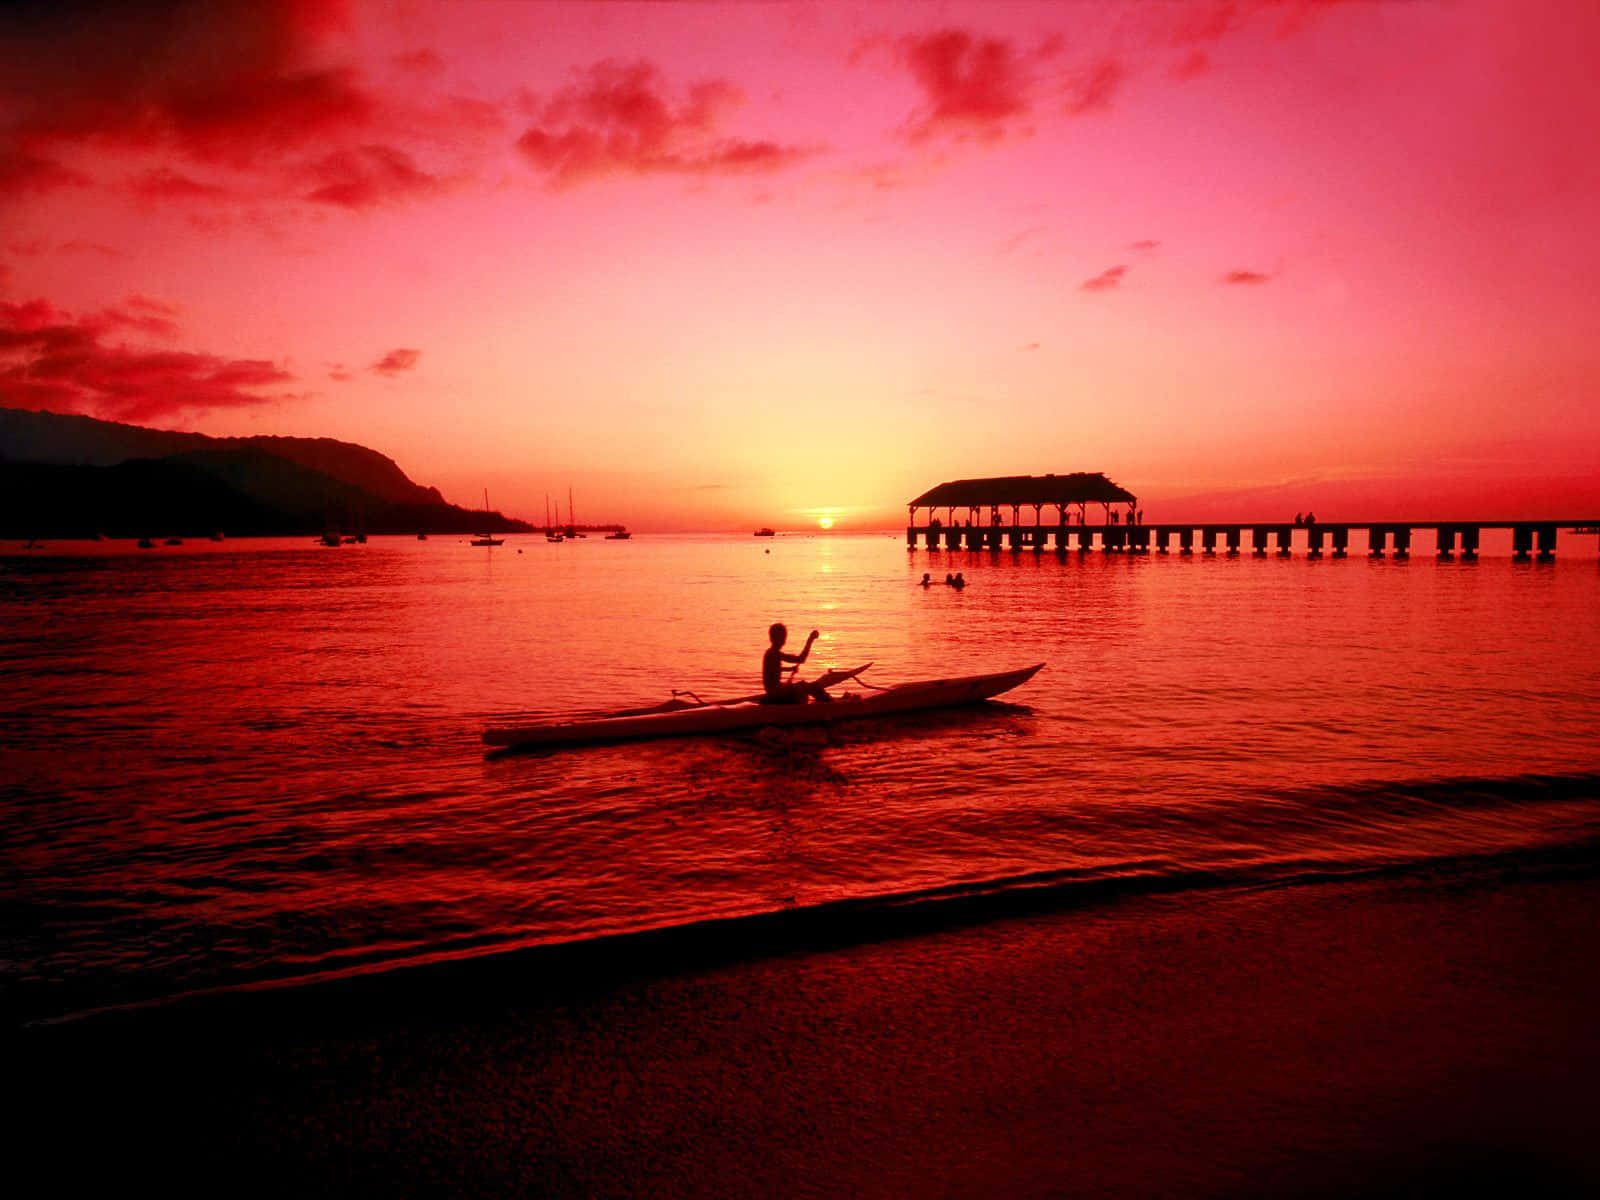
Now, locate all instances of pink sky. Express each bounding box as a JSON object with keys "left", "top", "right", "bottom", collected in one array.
[{"left": 3, "top": 0, "right": 1598, "bottom": 529}]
